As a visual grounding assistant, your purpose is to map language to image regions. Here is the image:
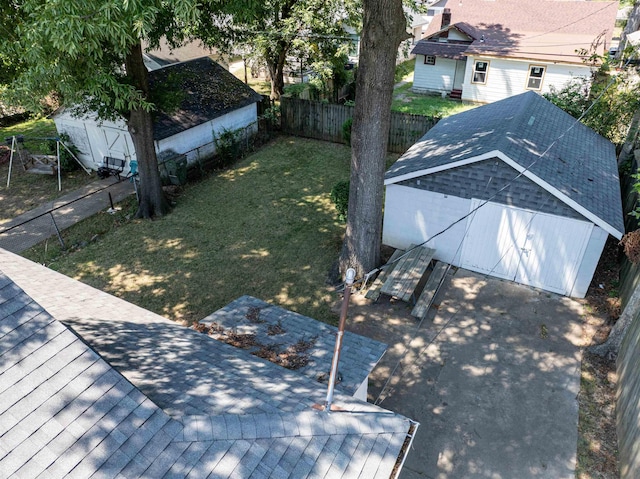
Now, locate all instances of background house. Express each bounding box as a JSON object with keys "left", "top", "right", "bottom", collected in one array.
[
  {"left": 382, "top": 91, "right": 623, "bottom": 298},
  {"left": 411, "top": 0, "right": 619, "bottom": 103},
  {"left": 54, "top": 57, "right": 263, "bottom": 175}
]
